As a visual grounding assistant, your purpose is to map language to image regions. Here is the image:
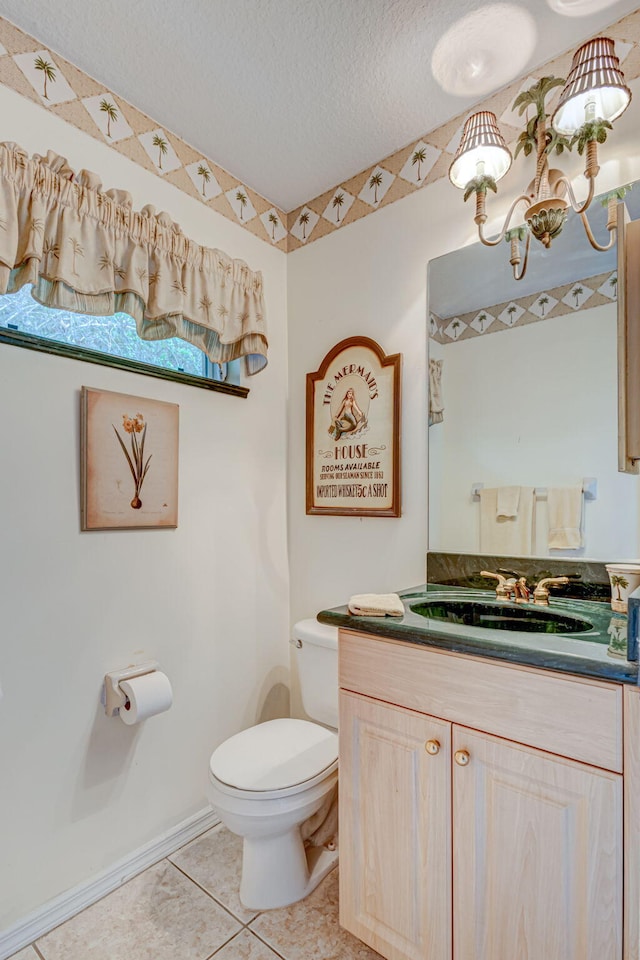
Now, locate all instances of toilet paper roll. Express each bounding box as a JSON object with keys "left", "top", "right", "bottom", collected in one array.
[{"left": 119, "top": 671, "right": 173, "bottom": 725}]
